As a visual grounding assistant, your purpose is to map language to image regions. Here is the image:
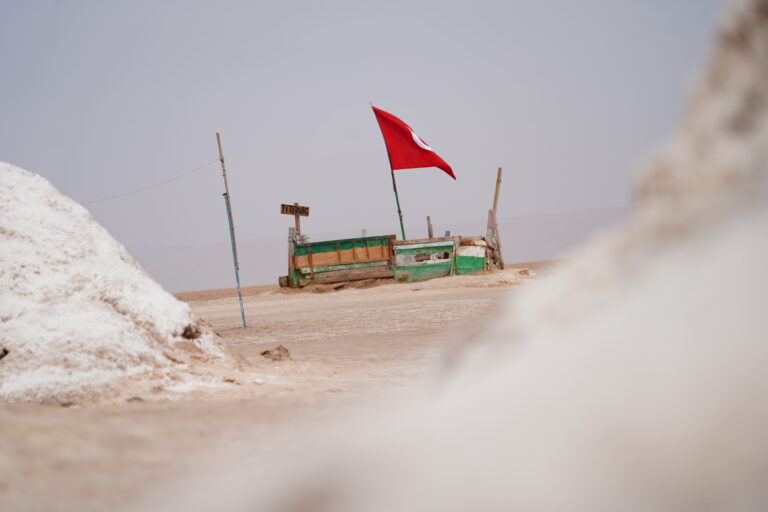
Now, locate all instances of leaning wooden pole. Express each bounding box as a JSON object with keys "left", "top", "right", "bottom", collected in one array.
[
  {"left": 488, "top": 166, "right": 505, "bottom": 269},
  {"left": 493, "top": 166, "right": 502, "bottom": 213},
  {"left": 217, "top": 132, "right": 247, "bottom": 328}
]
